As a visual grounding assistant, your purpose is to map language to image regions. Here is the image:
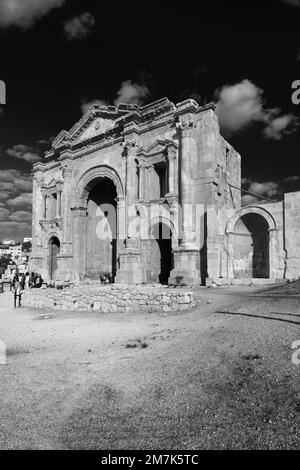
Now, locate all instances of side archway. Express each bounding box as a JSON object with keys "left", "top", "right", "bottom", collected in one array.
[
  {"left": 49, "top": 235, "right": 60, "bottom": 281},
  {"left": 147, "top": 217, "right": 176, "bottom": 284},
  {"left": 226, "top": 207, "right": 277, "bottom": 279}
]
